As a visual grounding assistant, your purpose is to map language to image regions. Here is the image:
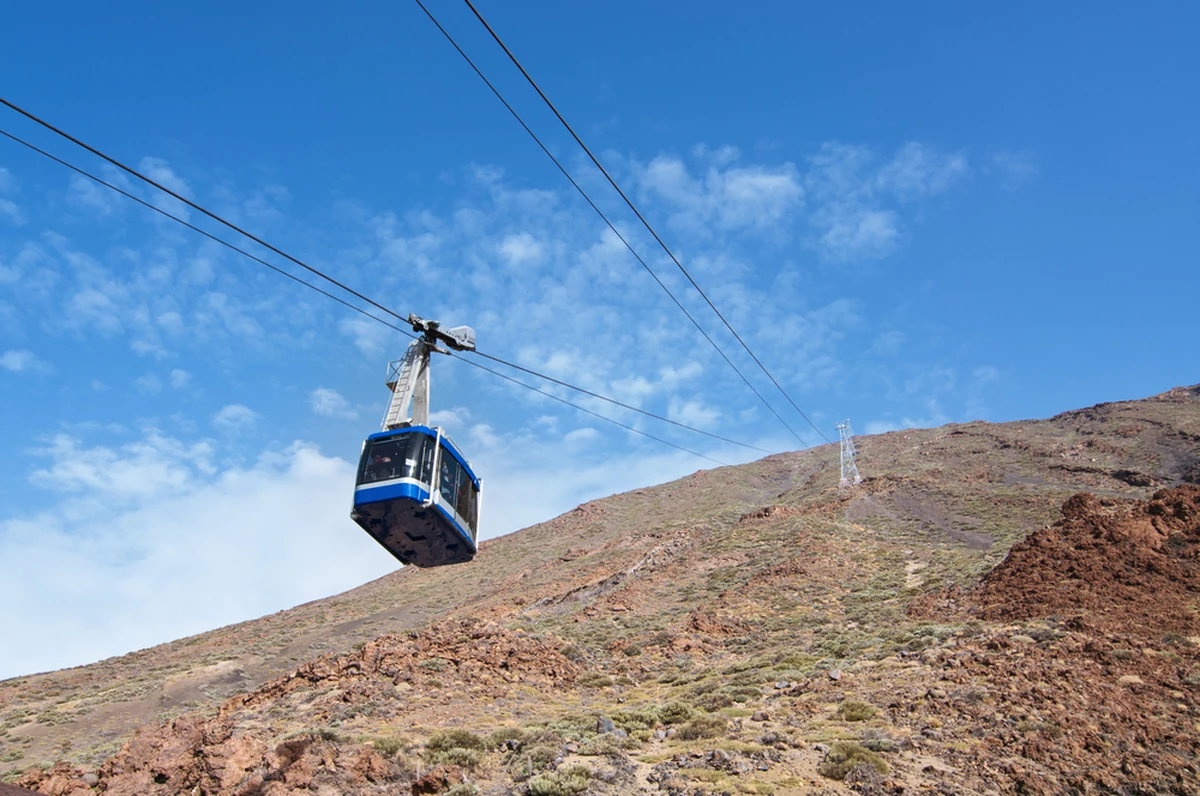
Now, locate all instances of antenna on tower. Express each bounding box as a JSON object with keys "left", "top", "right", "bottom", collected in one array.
[{"left": 837, "top": 419, "right": 863, "bottom": 488}]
